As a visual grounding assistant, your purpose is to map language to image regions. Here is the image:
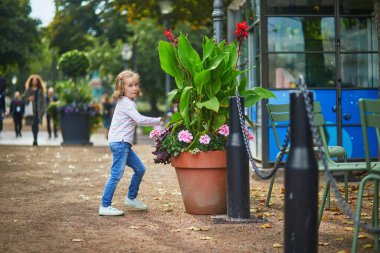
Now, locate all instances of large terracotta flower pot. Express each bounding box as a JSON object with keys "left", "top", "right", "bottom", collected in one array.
[{"left": 171, "top": 150, "right": 227, "bottom": 215}]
